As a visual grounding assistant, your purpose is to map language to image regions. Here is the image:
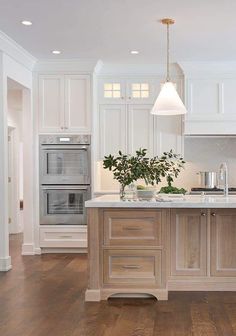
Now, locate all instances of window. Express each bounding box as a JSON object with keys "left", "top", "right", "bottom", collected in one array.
[
  {"left": 132, "top": 83, "right": 149, "bottom": 98},
  {"left": 104, "top": 83, "right": 121, "bottom": 98}
]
